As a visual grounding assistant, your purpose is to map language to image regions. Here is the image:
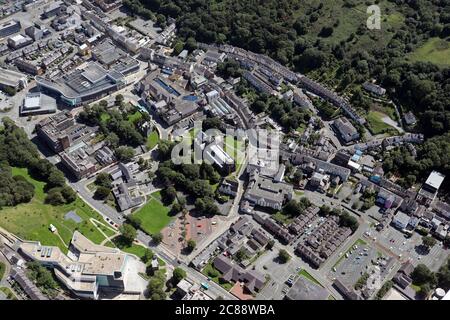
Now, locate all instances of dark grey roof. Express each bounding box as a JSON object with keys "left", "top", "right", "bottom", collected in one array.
[{"left": 285, "top": 276, "right": 329, "bottom": 300}]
